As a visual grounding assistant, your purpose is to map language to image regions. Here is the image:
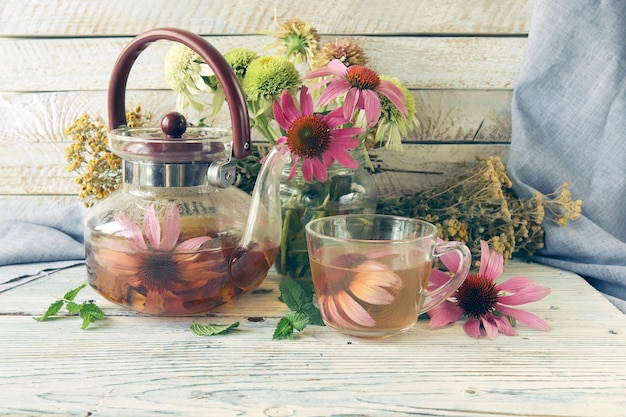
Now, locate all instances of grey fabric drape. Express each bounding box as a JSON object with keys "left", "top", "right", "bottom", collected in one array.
[{"left": 508, "top": 0, "right": 626, "bottom": 311}]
